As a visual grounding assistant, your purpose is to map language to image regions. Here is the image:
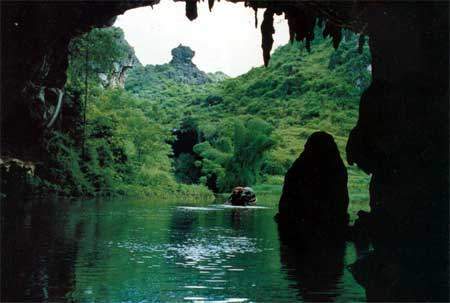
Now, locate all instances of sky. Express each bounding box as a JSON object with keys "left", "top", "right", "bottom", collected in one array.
[{"left": 114, "top": 1, "right": 290, "bottom": 77}]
